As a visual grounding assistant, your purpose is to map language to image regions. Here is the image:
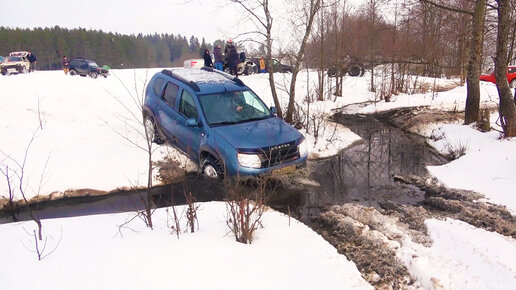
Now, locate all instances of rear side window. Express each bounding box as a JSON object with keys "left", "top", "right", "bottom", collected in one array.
[
  {"left": 509, "top": 67, "right": 516, "bottom": 74},
  {"left": 179, "top": 90, "right": 198, "bottom": 119},
  {"left": 152, "top": 77, "right": 164, "bottom": 96},
  {"left": 162, "top": 82, "right": 179, "bottom": 108}
]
